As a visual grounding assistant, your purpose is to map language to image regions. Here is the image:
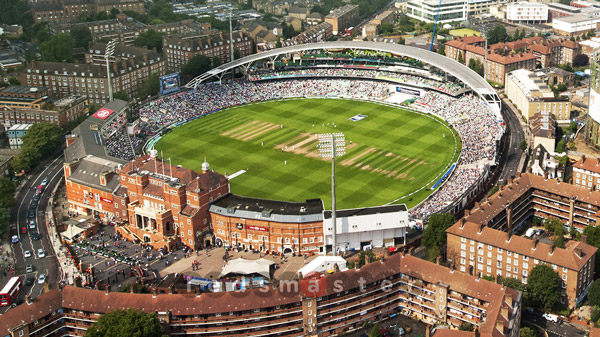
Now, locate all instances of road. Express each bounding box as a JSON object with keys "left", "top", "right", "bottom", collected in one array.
[
  {"left": 499, "top": 99, "right": 526, "bottom": 182},
  {"left": 524, "top": 311, "right": 587, "bottom": 337},
  {"left": 3, "top": 154, "right": 64, "bottom": 311}
]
